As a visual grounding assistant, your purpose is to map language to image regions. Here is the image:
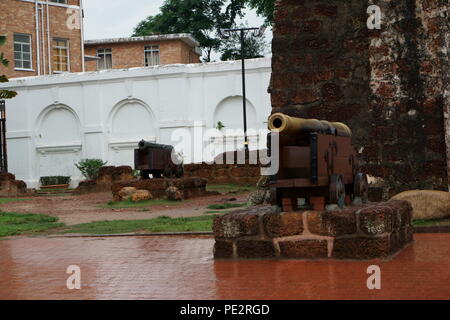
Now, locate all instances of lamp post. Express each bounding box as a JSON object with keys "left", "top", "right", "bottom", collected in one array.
[
  {"left": 0, "top": 100, "right": 7, "bottom": 172},
  {"left": 219, "top": 26, "right": 266, "bottom": 152}
]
